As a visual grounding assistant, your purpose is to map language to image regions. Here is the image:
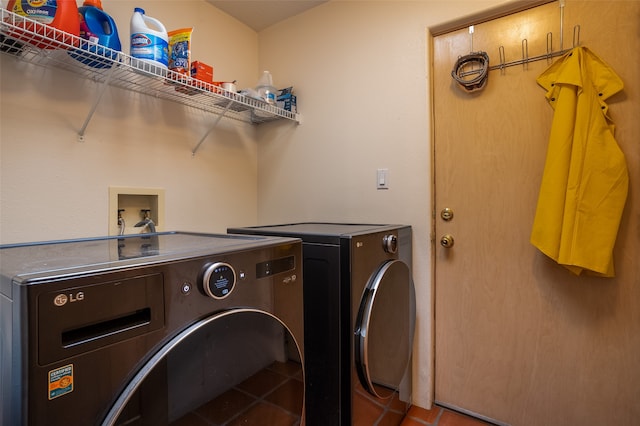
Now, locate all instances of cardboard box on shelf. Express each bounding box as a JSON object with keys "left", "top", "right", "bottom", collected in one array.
[
  {"left": 277, "top": 87, "right": 297, "bottom": 113},
  {"left": 191, "top": 61, "right": 213, "bottom": 84}
]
